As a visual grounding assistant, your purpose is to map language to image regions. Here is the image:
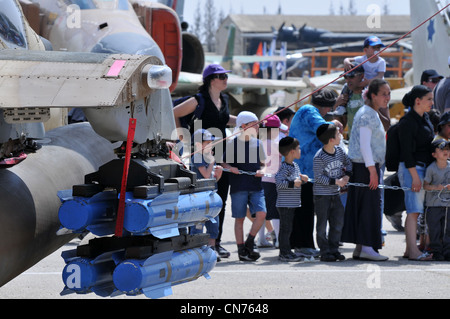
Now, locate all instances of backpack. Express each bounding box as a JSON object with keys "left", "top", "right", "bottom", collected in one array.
[
  {"left": 385, "top": 121, "right": 402, "bottom": 172},
  {"left": 173, "top": 93, "right": 205, "bottom": 134},
  {"left": 385, "top": 112, "right": 423, "bottom": 172}
]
